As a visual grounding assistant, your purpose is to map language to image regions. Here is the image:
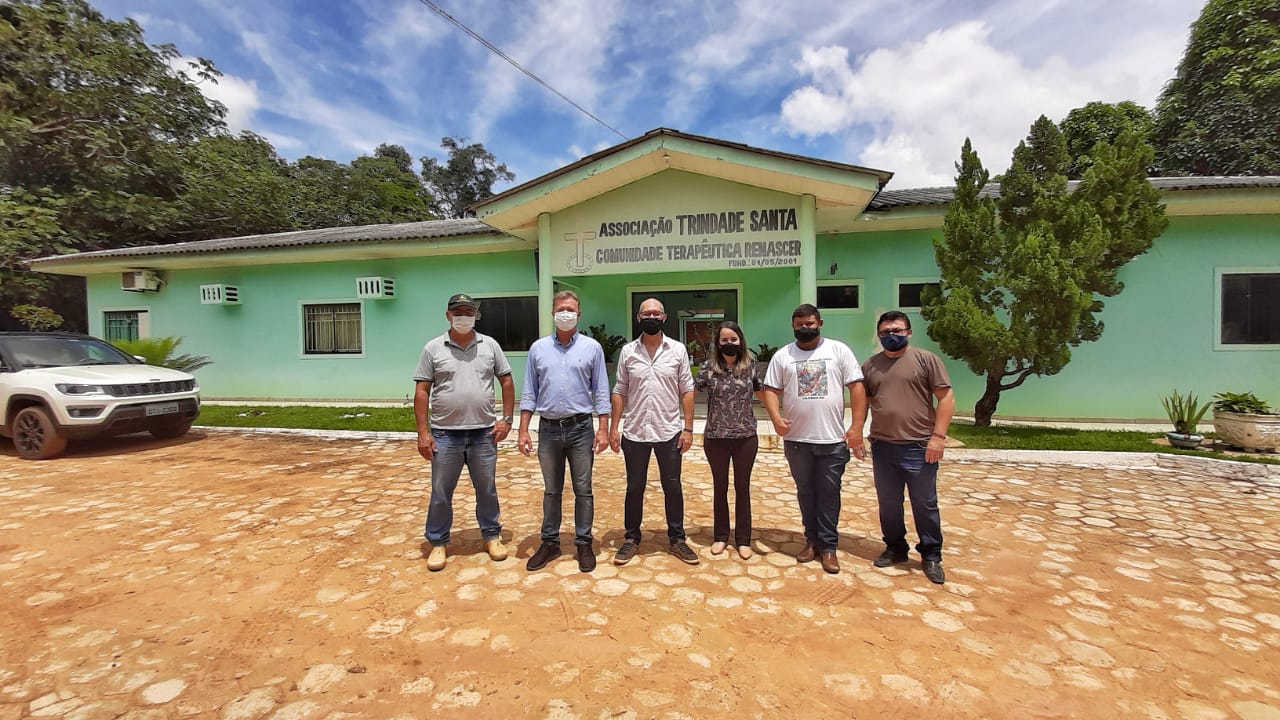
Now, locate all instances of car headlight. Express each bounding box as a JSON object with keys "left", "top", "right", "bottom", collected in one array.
[{"left": 56, "top": 383, "right": 109, "bottom": 396}]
